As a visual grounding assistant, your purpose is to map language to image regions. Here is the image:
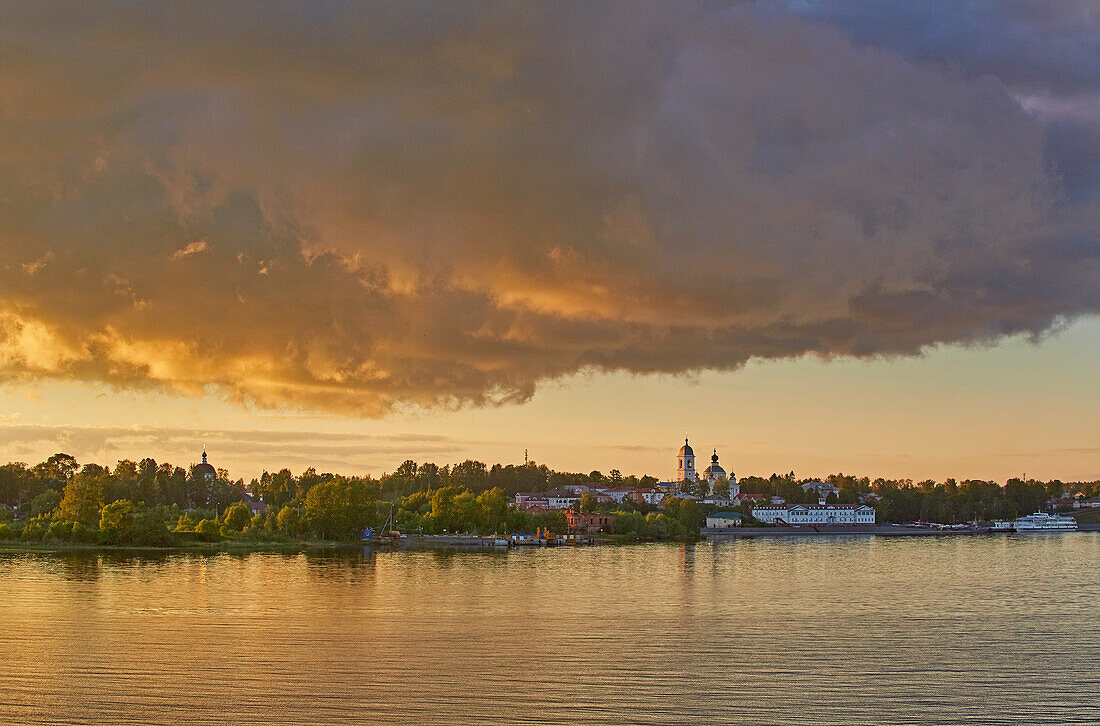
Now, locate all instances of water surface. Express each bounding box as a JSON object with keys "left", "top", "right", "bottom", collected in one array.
[{"left": 2, "top": 535, "right": 1099, "bottom": 725}]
